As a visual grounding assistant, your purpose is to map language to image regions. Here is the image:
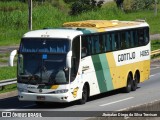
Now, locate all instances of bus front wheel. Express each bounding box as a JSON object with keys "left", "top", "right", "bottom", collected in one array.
[{"left": 79, "top": 85, "right": 88, "bottom": 104}]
